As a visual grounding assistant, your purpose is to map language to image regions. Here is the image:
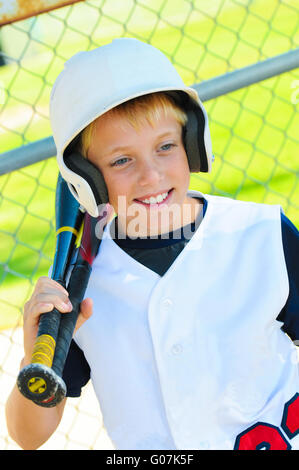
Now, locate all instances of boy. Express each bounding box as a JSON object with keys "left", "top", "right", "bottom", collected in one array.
[{"left": 6, "top": 38, "right": 299, "bottom": 450}]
